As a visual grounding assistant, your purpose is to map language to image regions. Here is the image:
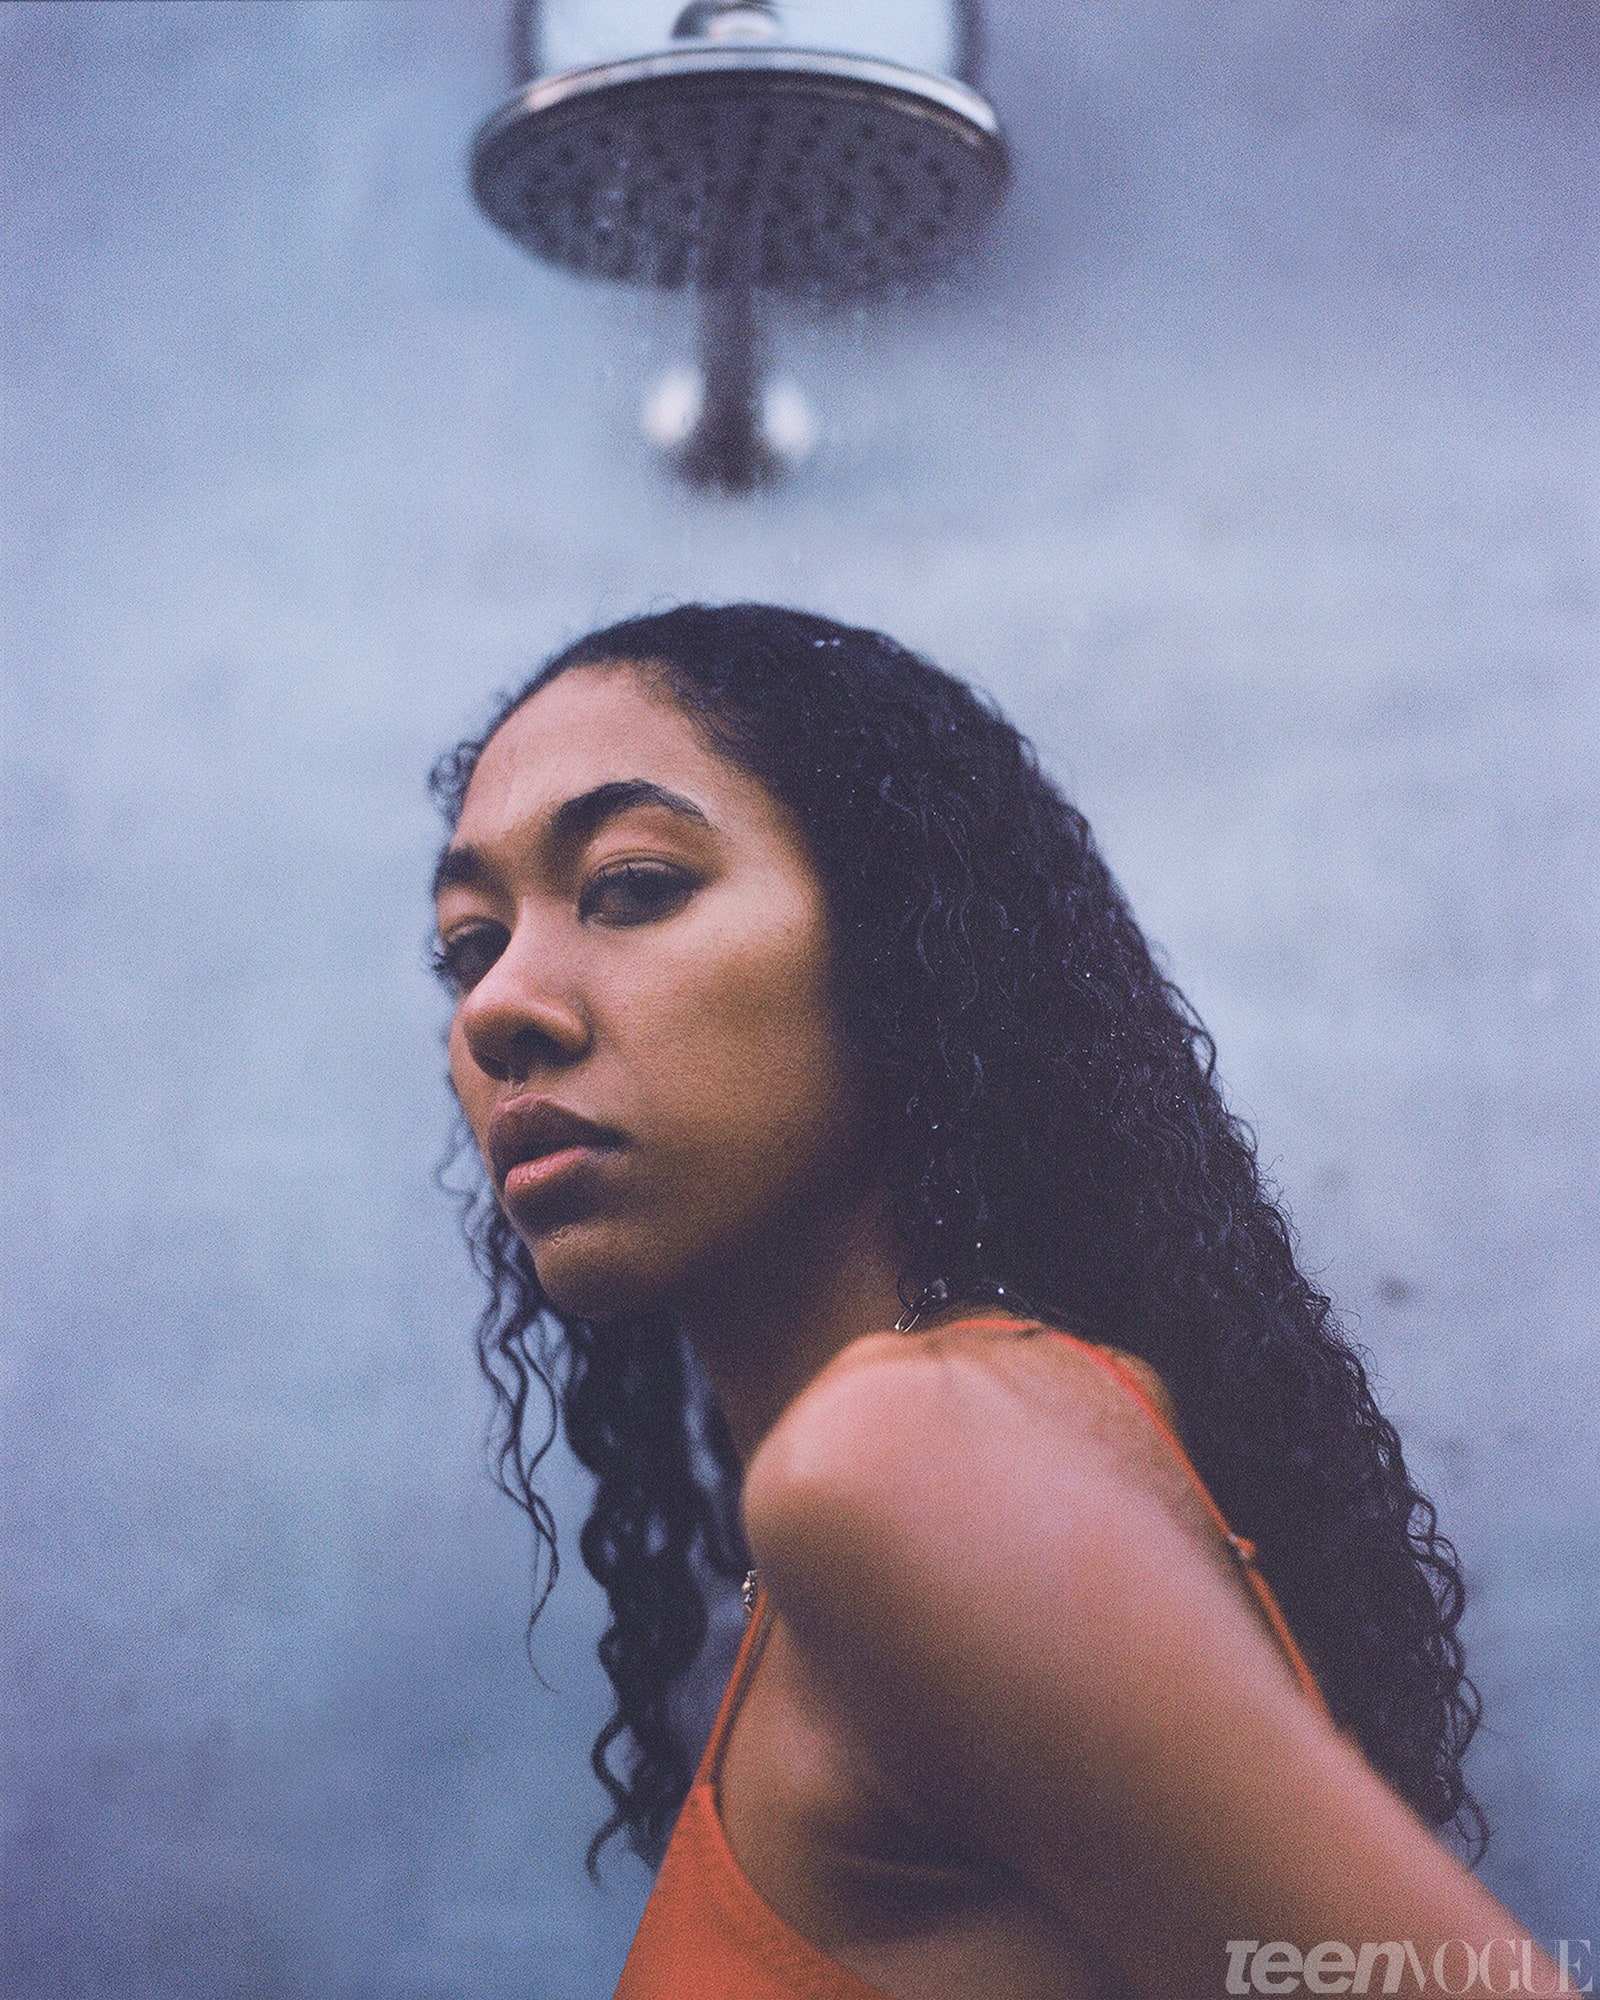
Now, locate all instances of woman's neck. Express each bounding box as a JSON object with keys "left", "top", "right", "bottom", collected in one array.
[{"left": 673, "top": 1186, "right": 913, "bottom": 1465}]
